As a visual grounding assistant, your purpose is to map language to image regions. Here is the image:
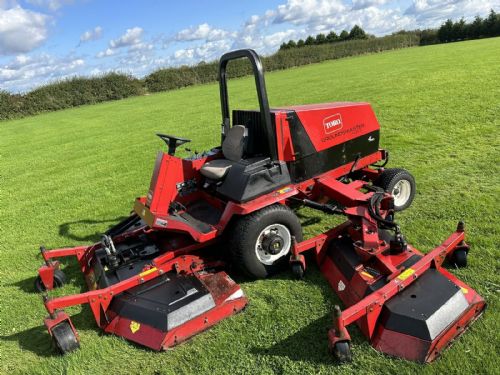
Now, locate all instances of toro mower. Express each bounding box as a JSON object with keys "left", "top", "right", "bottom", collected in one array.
[{"left": 34, "top": 49, "right": 485, "bottom": 363}]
